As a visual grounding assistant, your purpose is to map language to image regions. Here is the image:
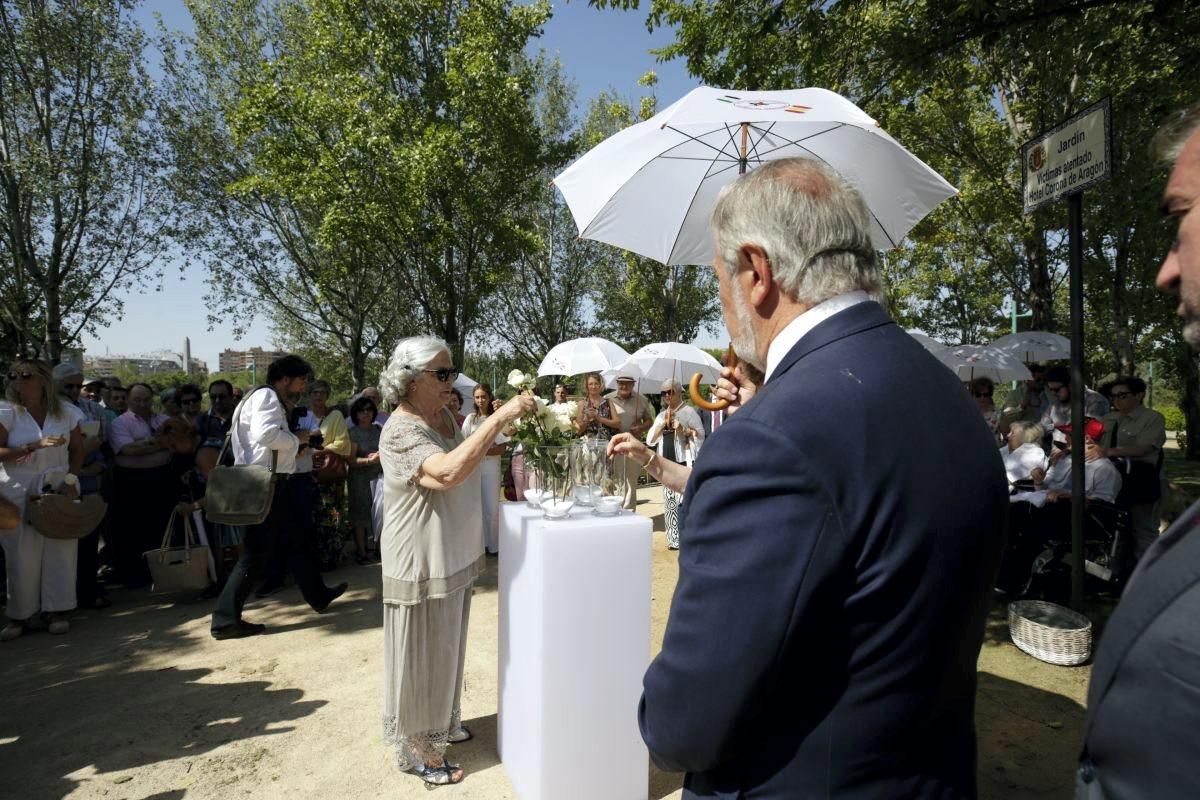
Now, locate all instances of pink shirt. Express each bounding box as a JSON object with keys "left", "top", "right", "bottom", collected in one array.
[{"left": 110, "top": 411, "right": 171, "bottom": 468}]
